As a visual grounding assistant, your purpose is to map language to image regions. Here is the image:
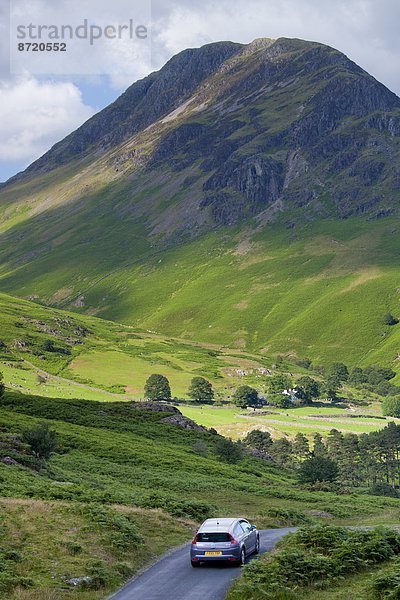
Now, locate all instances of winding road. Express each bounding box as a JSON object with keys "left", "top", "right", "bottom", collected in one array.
[{"left": 108, "top": 528, "right": 296, "bottom": 600}]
